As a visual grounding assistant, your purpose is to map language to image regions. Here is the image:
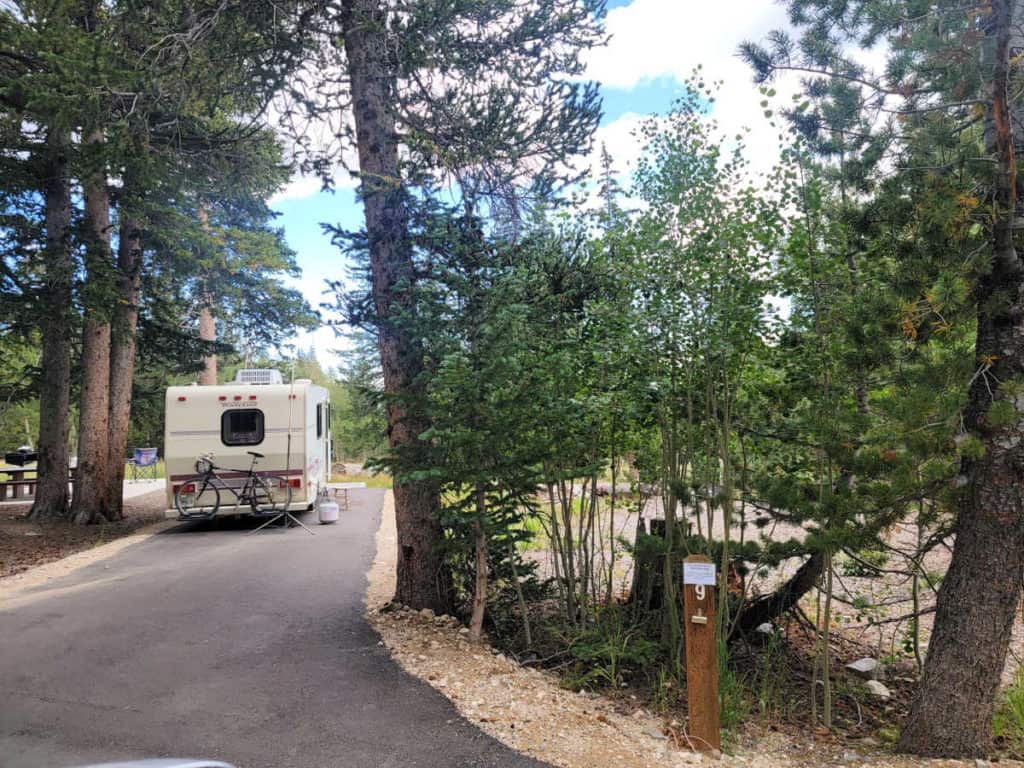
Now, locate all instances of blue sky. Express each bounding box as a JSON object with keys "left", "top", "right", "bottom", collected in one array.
[{"left": 271, "top": 0, "right": 795, "bottom": 369}]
